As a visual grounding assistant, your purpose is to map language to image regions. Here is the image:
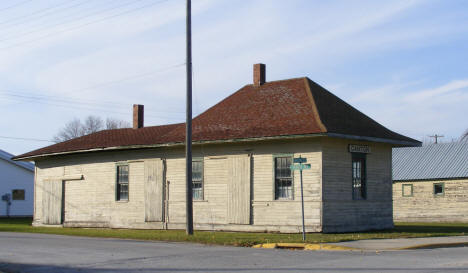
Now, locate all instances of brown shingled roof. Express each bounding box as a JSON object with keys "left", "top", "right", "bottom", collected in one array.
[{"left": 14, "top": 77, "right": 420, "bottom": 160}]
